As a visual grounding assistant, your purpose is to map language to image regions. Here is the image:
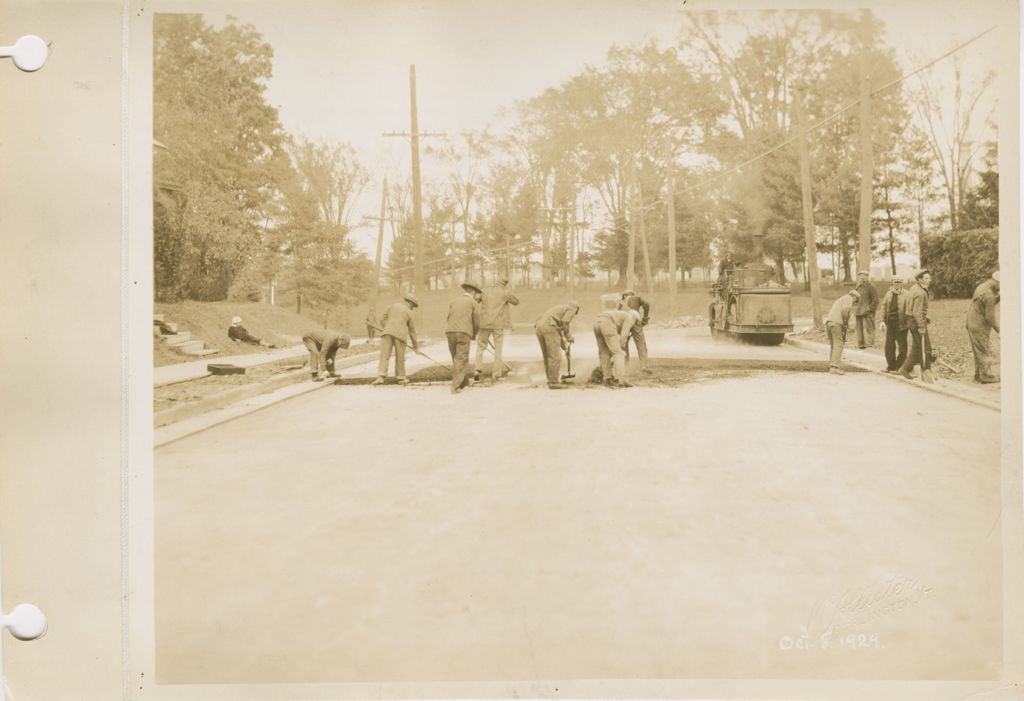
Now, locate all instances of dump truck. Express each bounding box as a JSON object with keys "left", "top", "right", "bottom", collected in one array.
[{"left": 708, "top": 263, "right": 793, "bottom": 345}]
